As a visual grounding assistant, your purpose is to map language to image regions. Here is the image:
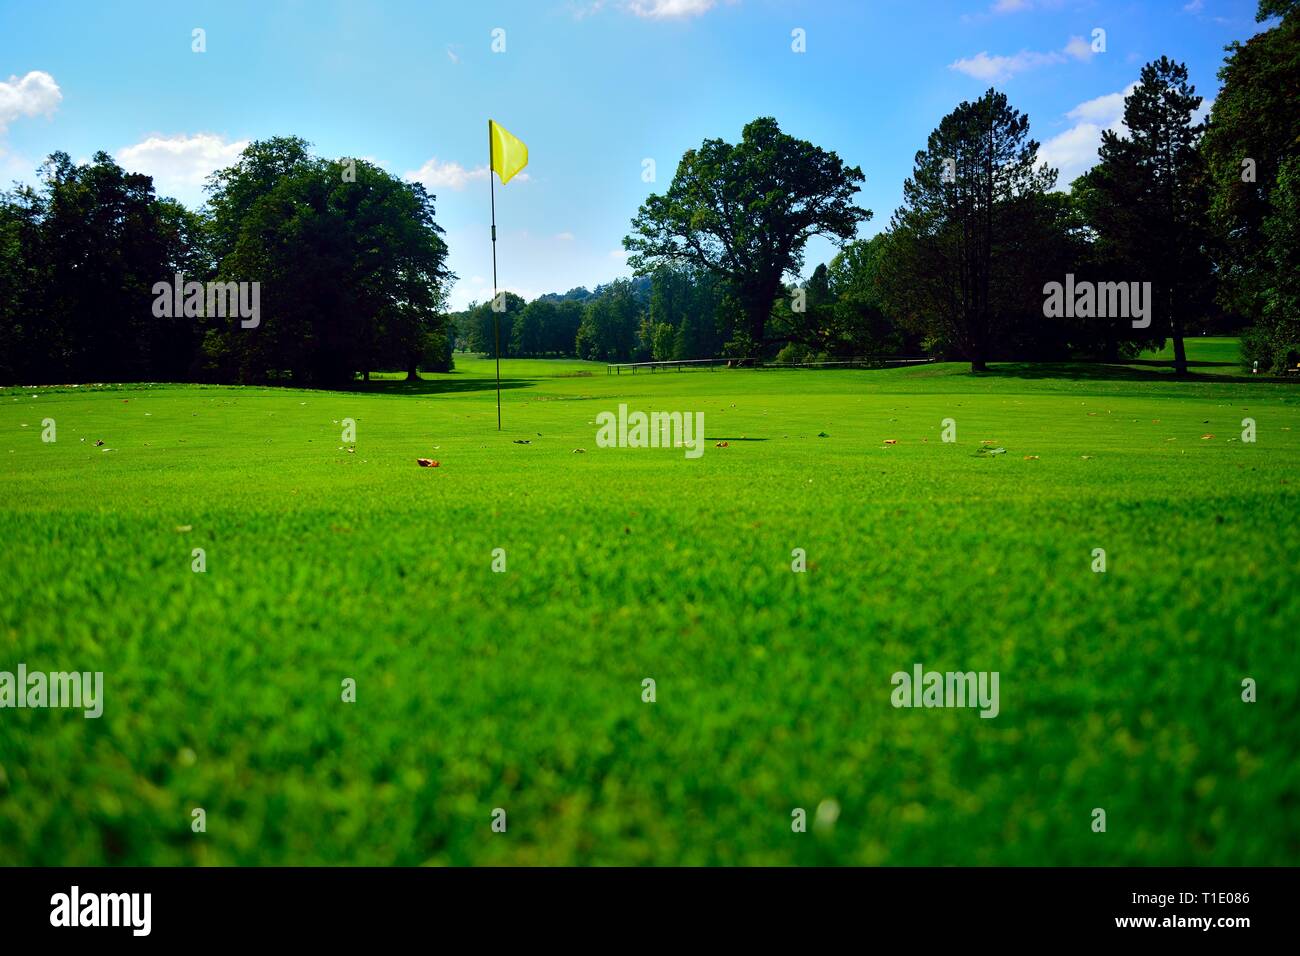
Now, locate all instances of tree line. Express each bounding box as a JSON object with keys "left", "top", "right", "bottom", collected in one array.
[
  {"left": 468, "top": 4, "right": 1297, "bottom": 375},
  {"left": 2, "top": 1, "right": 1296, "bottom": 384},
  {"left": 1, "top": 137, "right": 452, "bottom": 386}
]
